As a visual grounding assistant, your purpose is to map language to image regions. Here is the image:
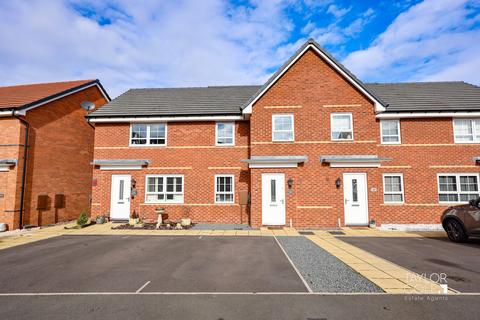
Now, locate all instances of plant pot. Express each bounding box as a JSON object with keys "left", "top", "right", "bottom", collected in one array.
[
  {"left": 181, "top": 218, "right": 191, "bottom": 227},
  {"left": 96, "top": 216, "right": 106, "bottom": 224},
  {"left": 129, "top": 218, "right": 139, "bottom": 226},
  {"left": 369, "top": 220, "right": 376, "bottom": 229}
]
